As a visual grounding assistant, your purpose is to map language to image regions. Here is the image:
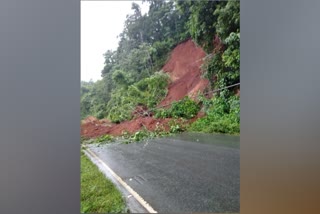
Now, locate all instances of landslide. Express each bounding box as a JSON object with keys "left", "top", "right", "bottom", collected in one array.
[{"left": 81, "top": 39, "right": 209, "bottom": 139}]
